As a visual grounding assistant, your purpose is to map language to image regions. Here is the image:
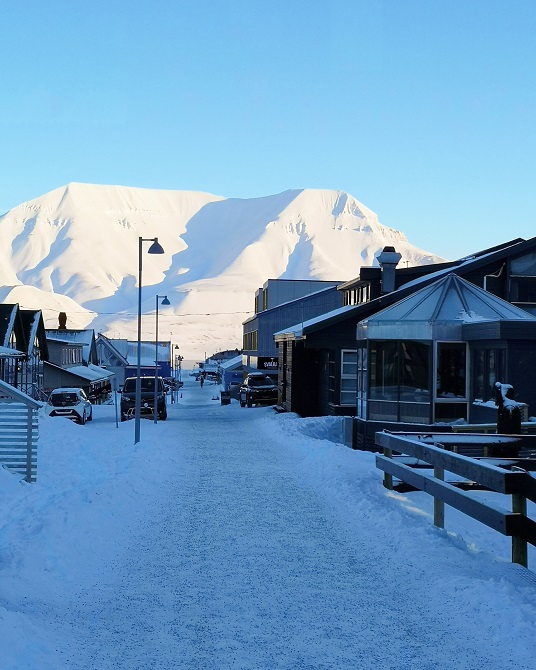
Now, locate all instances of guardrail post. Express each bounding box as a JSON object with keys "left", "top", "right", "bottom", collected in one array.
[
  {"left": 512, "top": 492, "right": 528, "bottom": 568},
  {"left": 434, "top": 466, "right": 445, "bottom": 529},
  {"left": 383, "top": 447, "right": 393, "bottom": 490}
]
